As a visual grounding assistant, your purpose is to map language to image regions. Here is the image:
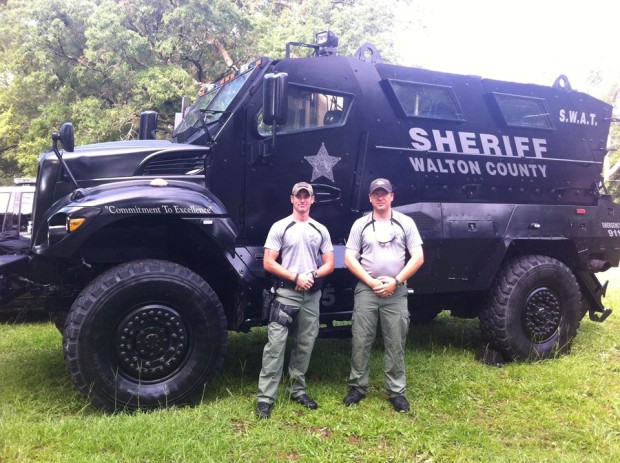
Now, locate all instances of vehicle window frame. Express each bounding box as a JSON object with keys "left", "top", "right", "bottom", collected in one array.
[
  {"left": 174, "top": 66, "right": 256, "bottom": 137},
  {"left": 257, "top": 83, "right": 354, "bottom": 136},
  {"left": 386, "top": 79, "right": 466, "bottom": 121},
  {"left": 492, "top": 92, "right": 555, "bottom": 129}
]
